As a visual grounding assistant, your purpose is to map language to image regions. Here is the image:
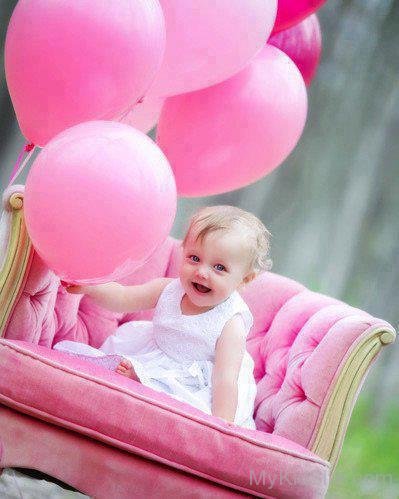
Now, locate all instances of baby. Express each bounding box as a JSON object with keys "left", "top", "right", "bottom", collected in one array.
[{"left": 54, "top": 205, "right": 272, "bottom": 428}]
